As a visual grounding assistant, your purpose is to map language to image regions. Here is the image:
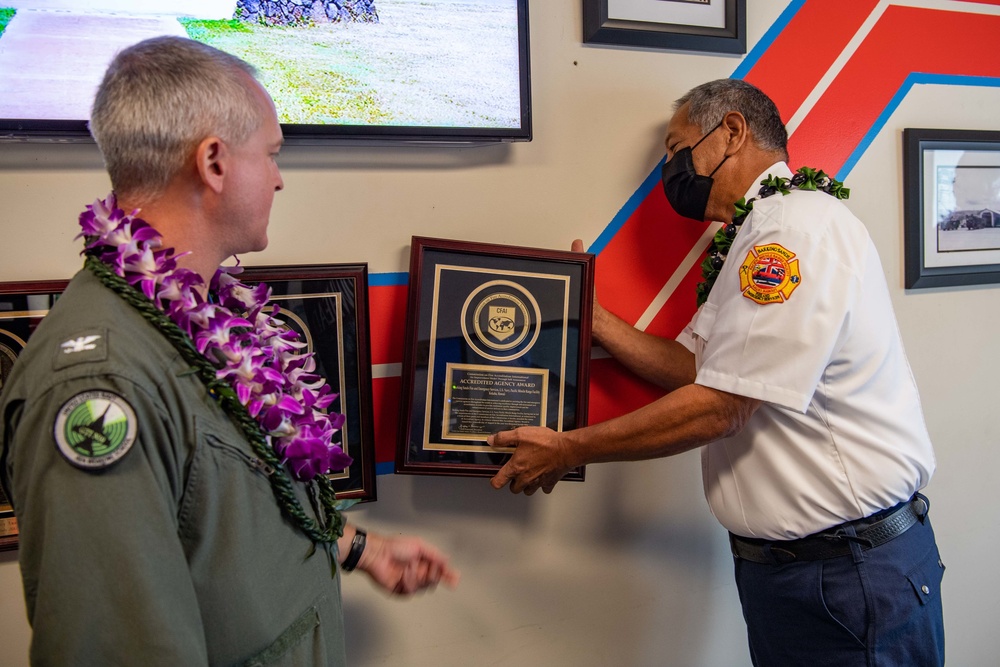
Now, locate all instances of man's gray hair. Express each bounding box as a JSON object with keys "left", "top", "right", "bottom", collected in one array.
[
  {"left": 89, "top": 36, "right": 265, "bottom": 201},
  {"left": 675, "top": 79, "right": 788, "bottom": 156}
]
